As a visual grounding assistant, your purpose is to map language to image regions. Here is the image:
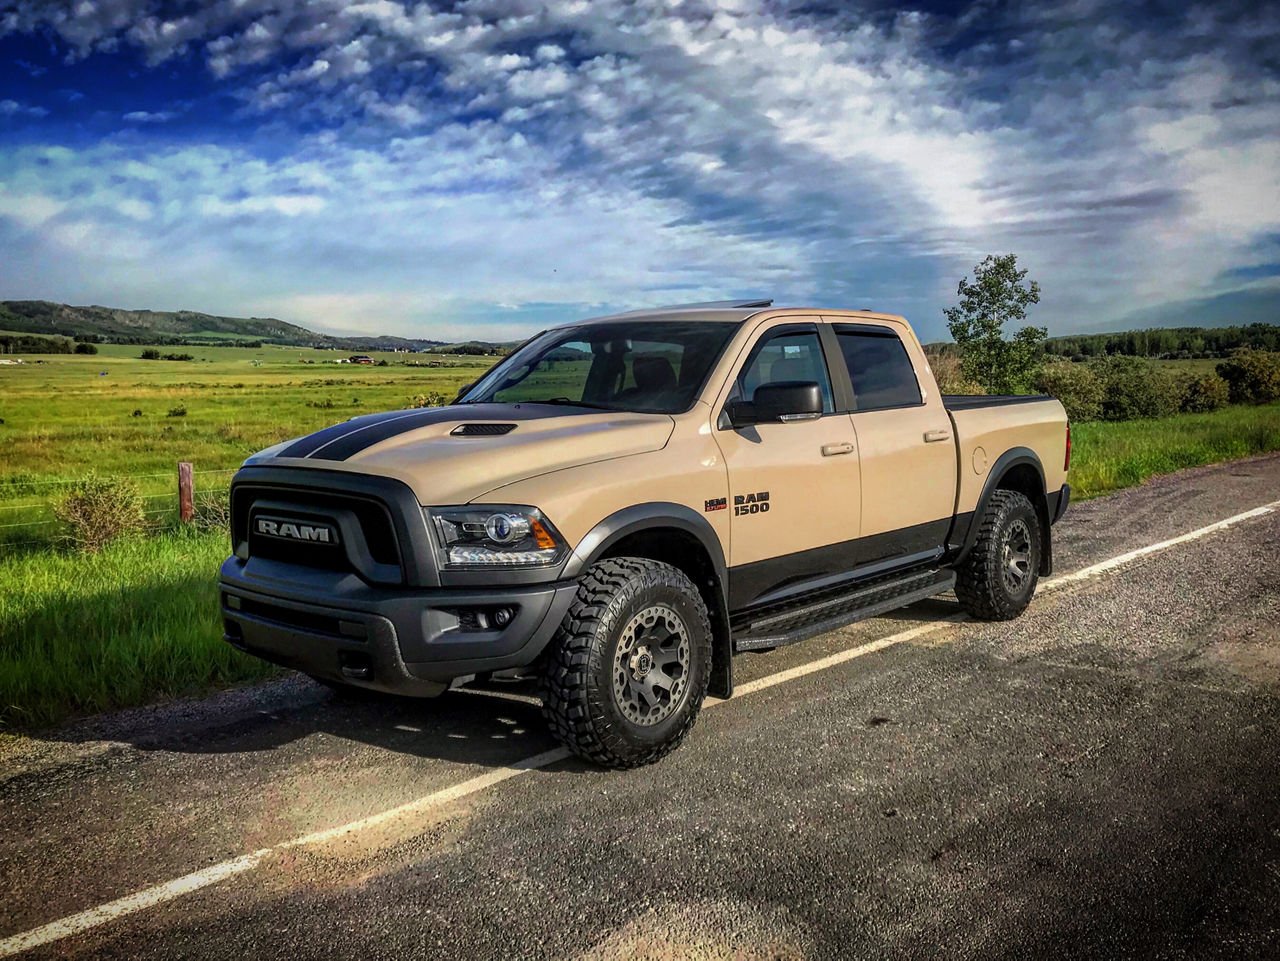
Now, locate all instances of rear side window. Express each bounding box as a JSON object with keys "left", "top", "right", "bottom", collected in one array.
[{"left": 835, "top": 328, "right": 922, "bottom": 410}]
